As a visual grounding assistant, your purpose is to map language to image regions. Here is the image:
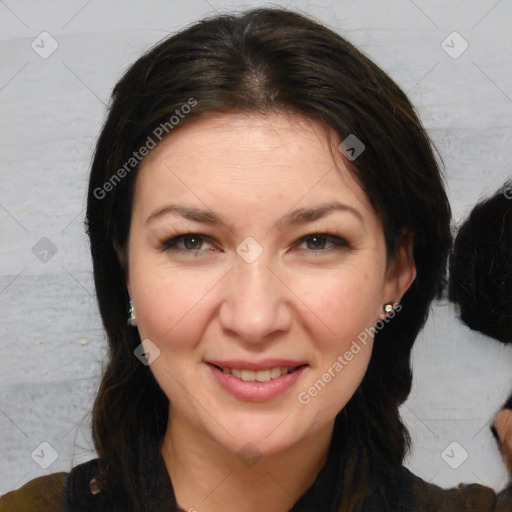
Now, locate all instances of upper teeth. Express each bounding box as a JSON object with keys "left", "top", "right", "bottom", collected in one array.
[{"left": 222, "top": 367, "right": 297, "bottom": 382}]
